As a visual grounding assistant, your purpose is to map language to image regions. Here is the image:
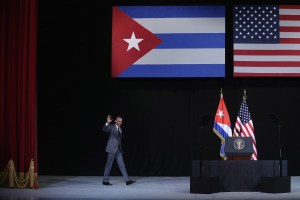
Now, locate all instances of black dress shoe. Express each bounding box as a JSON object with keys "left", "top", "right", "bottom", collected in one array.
[
  {"left": 103, "top": 181, "right": 112, "bottom": 186},
  {"left": 126, "top": 180, "right": 136, "bottom": 185}
]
